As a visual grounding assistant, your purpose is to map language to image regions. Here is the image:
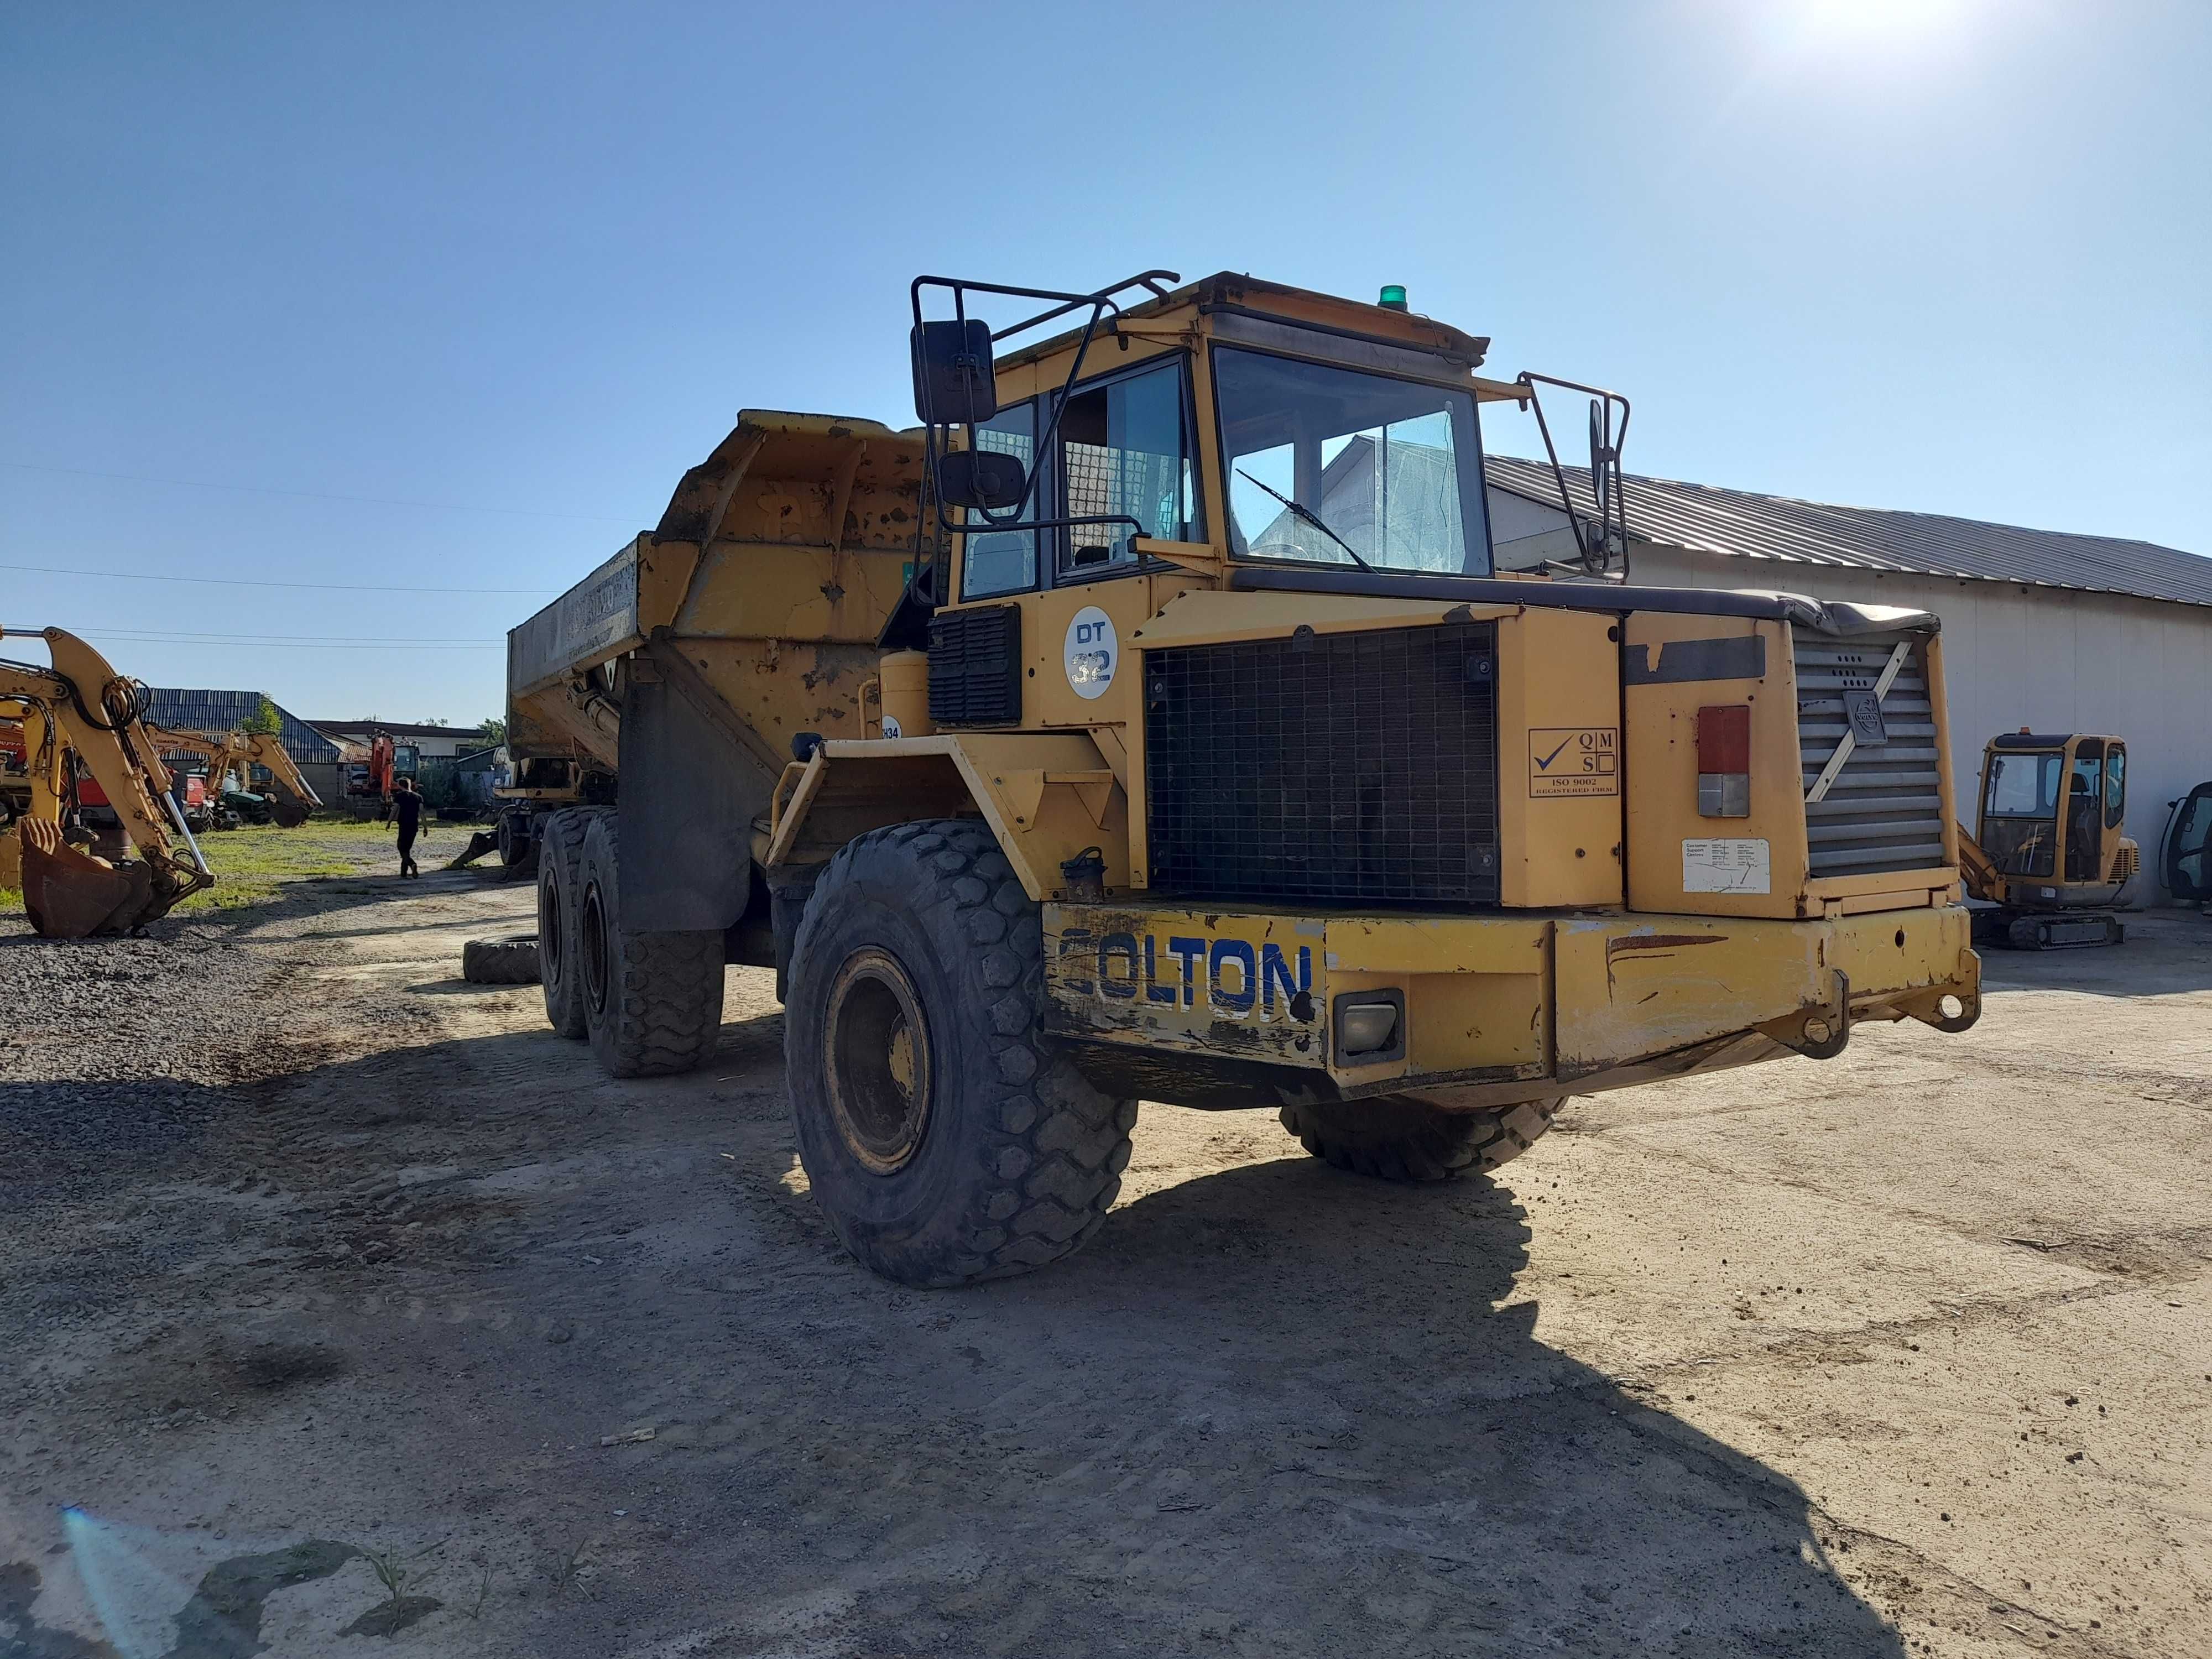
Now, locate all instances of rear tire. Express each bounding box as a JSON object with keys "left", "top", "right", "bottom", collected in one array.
[
  {"left": 536, "top": 808, "right": 601, "bottom": 1039},
  {"left": 1280, "top": 1095, "right": 1561, "bottom": 1182},
  {"left": 578, "top": 813, "right": 723, "bottom": 1078},
  {"left": 497, "top": 808, "right": 534, "bottom": 868},
  {"left": 785, "top": 819, "right": 1135, "bottom": 1287}
]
